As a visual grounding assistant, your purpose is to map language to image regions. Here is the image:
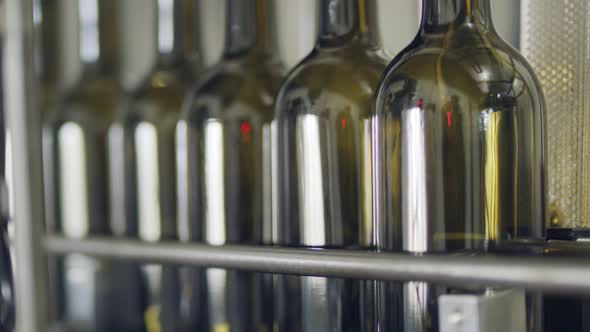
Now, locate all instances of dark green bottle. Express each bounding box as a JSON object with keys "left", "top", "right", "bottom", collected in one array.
[
  {"left": 175, "top": 0, "right": 284, "bottom": 331},
  {"left": 273, "top": 0, "right": 388, "bottom": 331}
]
